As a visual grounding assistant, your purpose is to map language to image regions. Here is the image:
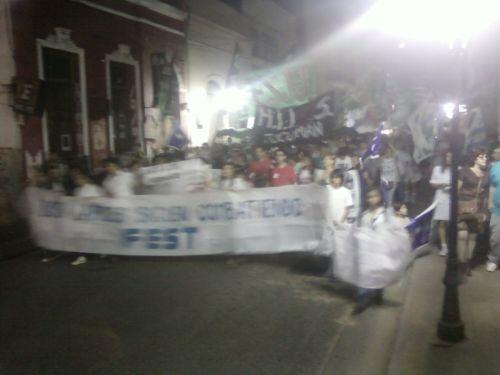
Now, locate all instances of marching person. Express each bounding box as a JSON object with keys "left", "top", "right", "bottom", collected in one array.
[
  {"left": 326, "top": 170, "right": 354, "bottom": 227},
  {"left": 393, "top": 201, "right": 411, "bottom": 227},
  {"left": 220, "top": 163, "right": 251, "bottom": 191},
  {"left": 71, "top": 170, "right": 104, "bottom": 266},
  {"left": 315, "top": 154, "right": 336, "bottom": 185},
  {"left": 297, "top": 156, "right": 315, "bottom": 185},
  {"left": 270, "top": 149, "right": 296, "bottom": 187},
  {"left": 486, "top": 145, "right": 500, "bottom": 272},
  {"left": 247, "top": 146, "right": 272, "bottom": 187},
  {"left": 380, "top": 146, "right": 399, "bottom": 207},
  {"left": 352, "top": 188, "right": 390, "bottom": 315},
  {"left": 457, "top": 150, "right": 489, "bottom": 276},
  {"left": 430, "top": 151, "right": 452, "bottom": 256},
  {"left": 102, "top": 157, "right": 136, "bottom": 198}
]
